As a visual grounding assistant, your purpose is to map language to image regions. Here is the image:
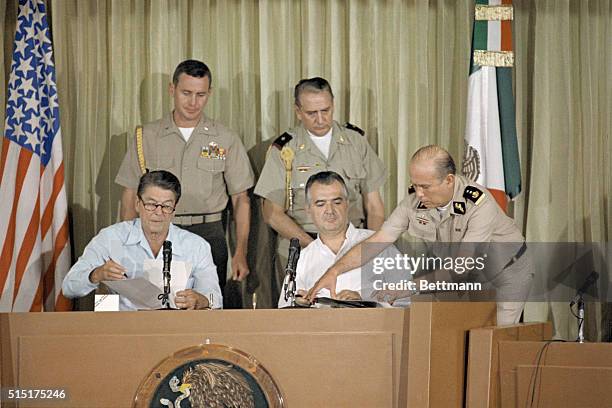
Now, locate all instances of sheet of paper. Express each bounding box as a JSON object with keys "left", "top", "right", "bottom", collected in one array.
[
  {"left": 143, "top": 259, "right": 191, "bottom": 308},
  {"left": 94, "top": 294, "right": 119, "bottom": 311},
  {"left": 103, "top": 260, "right": 191, "bottom": 309},
  {"left": 103, "top": 278, "right": 164, "bottom": 310}
]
